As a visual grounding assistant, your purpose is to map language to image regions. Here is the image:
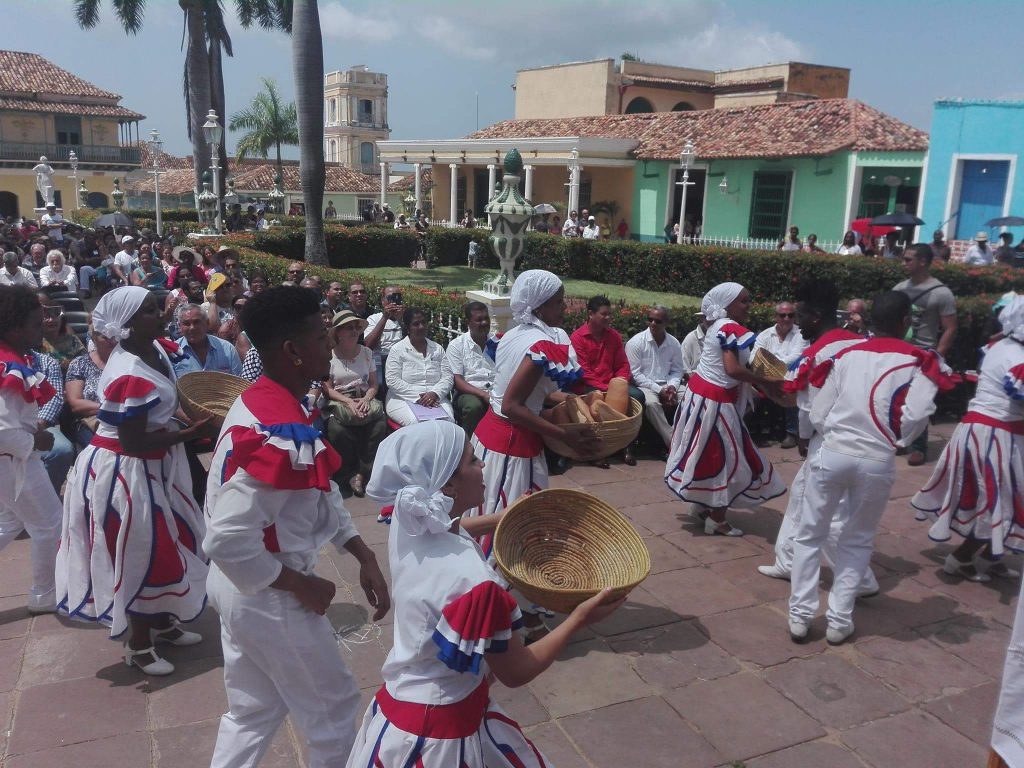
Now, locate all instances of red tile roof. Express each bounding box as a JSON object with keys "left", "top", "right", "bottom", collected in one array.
[
  {"left": 136, "top": 142, "right": 194, "bottom": 170},
  {"left": 627, "top": 74, "right": 713, "bottom": 91},
  {"left": 468, "top": 99, "right": 928, "bottom": 160},
  {"left": 0, "top": 96, "right": 144, "bottom": 120},
  {"left": 129, "top": 160, "right": 381, "bottom": 195},
  {"left": 388, "top": 168, "right": 432, "bottom": 191},
  {"left": 0, "top": 51, "right": 121, "bottom": 99}
]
